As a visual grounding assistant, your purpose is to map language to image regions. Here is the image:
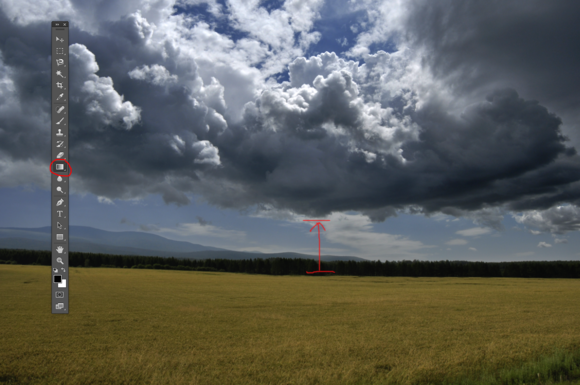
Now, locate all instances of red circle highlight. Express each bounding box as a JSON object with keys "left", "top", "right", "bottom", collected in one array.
[{"left": 49, "top": 159, "right": 72, "bottom": 177}]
